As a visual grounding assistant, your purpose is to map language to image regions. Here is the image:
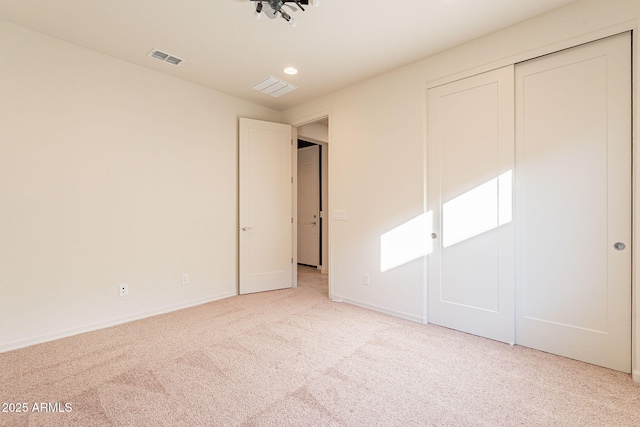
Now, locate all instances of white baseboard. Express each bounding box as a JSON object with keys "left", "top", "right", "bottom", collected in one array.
[
  {"left": 331, "top": 294, "right": 422, "bottom": 324},
  {"left": 0, "top": 291, "right": 237, "bottom": 354},
  {"left": 633, "top": 370, "right": 640, "bottom": 383}
]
